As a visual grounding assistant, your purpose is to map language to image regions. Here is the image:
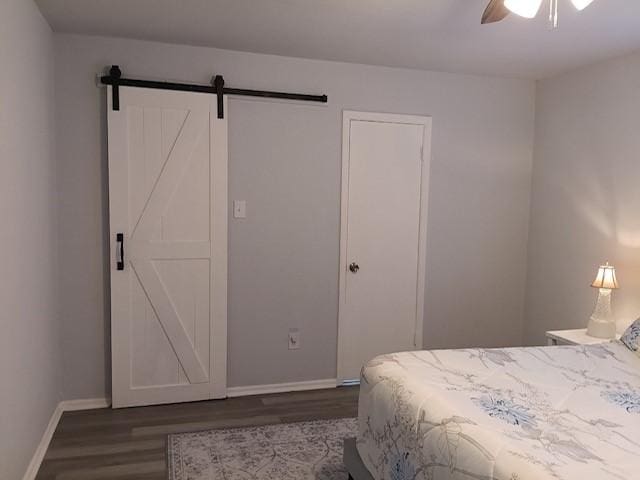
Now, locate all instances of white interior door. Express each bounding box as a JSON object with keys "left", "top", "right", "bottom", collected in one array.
[
  {"left": 108, "top": 86, "right": 227, "bottom": 408},
  {"left": 337, "top": 111, "right": 431, "bottom": 382}
]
